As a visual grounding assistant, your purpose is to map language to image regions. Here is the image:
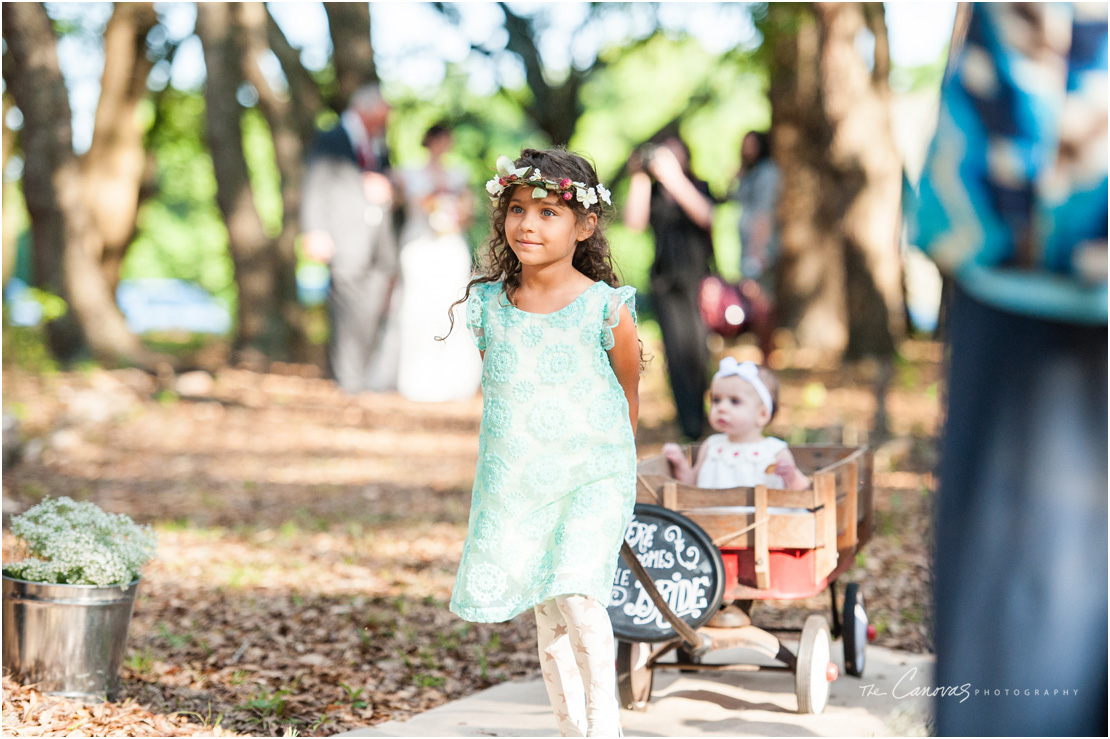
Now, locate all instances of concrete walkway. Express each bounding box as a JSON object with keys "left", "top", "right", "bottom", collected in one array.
[{"left": 338, "top": 643, "right": 935, "bottom": 737}]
